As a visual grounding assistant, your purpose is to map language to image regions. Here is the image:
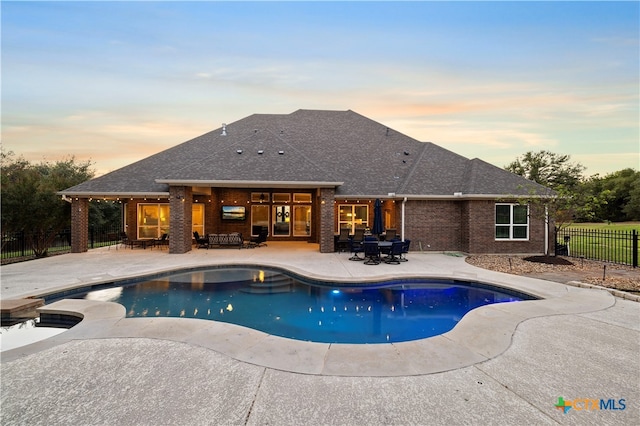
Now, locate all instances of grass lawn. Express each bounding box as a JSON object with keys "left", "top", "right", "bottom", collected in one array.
[
  {"left": 559, "top": 222, "right": 638, "bottom": 265},
  {"left": 566, "top": 222, "right": 640, "bottom": 232}
]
